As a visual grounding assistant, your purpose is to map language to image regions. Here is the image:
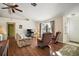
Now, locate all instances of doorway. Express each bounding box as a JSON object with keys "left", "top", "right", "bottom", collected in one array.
[{"left": 7, "top": 22, "right": 15, "bottom": 38}]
